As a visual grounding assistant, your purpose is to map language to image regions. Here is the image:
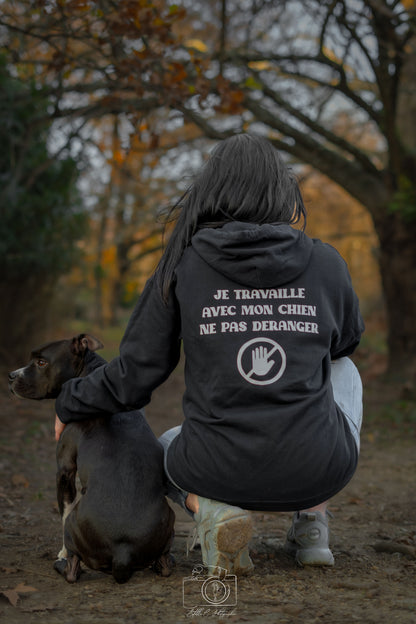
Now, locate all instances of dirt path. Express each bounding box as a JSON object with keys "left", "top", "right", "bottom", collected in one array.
[{"left": 1, "top": 370, "right": 415, "bottom": 624}]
